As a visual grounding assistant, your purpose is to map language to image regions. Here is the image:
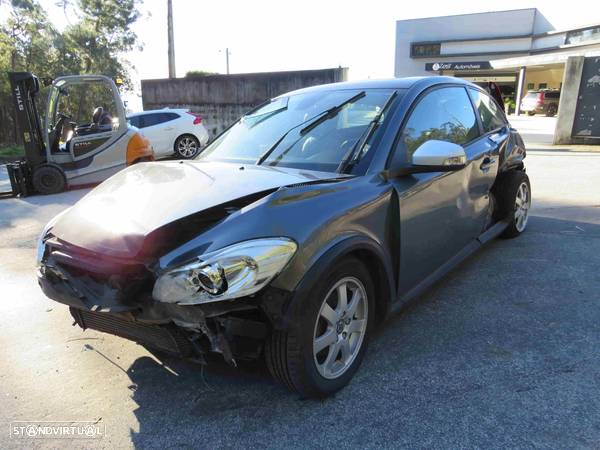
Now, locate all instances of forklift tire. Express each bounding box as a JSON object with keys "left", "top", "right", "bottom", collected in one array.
[{"left": 32, "top": 165, "right": 66, "bottom": 195}]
